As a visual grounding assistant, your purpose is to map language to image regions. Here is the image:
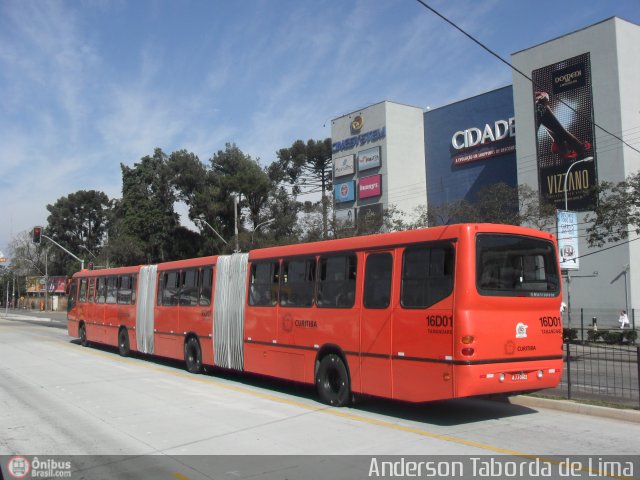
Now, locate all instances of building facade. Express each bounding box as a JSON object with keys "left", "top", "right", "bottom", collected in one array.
[
  {"left": 330, "top": 17, "right": 639, "bottom": 313},
  {"left": 512, "top": 17, "right": 640, "bottom": 313},
  {"left": 331, "top": 101, "right": 426, "bottom": 228}
]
